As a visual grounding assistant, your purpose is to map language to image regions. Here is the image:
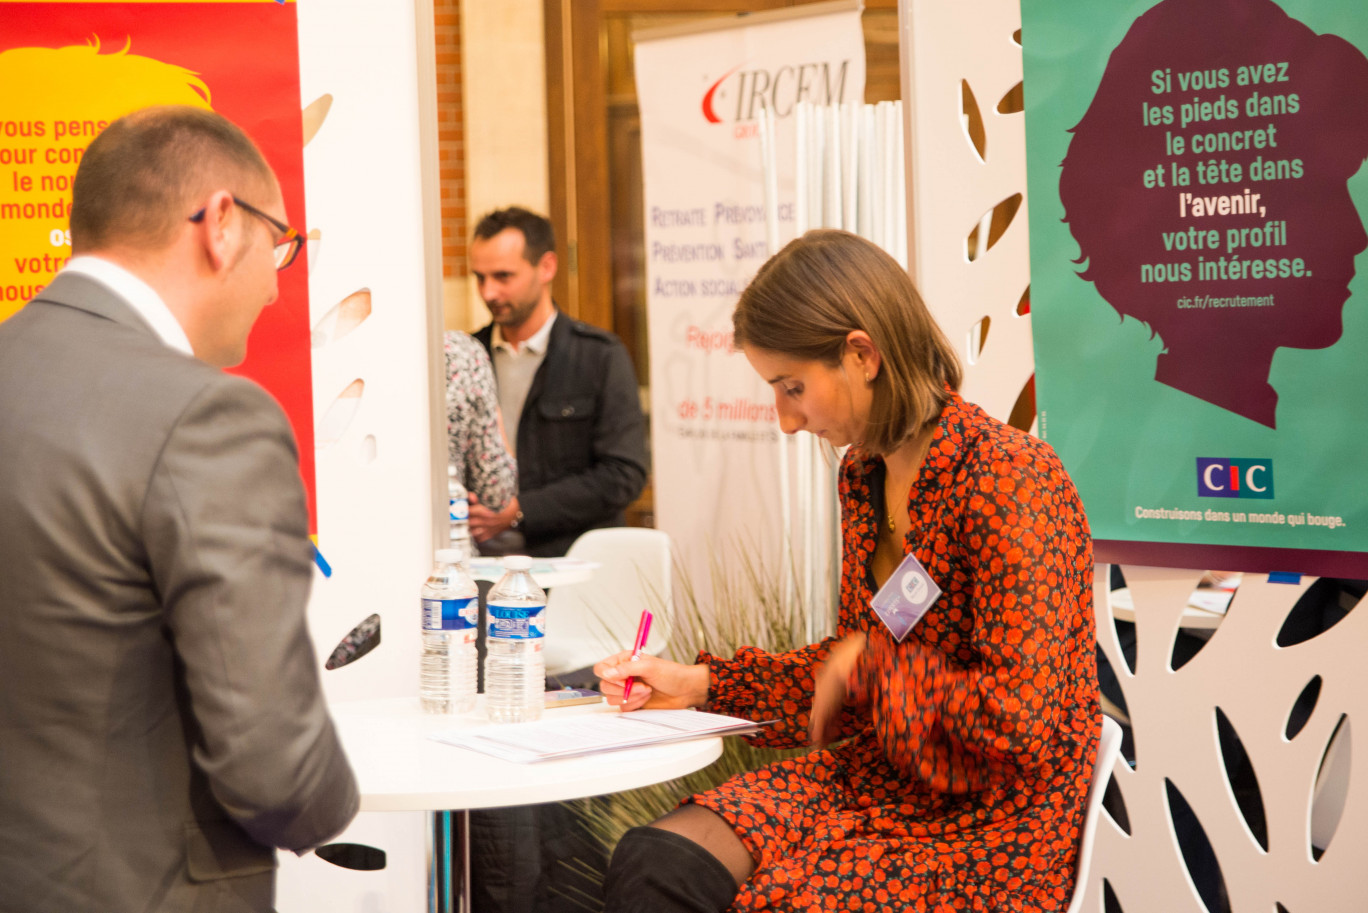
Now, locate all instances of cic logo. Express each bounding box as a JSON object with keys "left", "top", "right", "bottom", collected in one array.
[{"left": 1196, "top": 458, "right": 1274, "bottom": 499}]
